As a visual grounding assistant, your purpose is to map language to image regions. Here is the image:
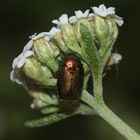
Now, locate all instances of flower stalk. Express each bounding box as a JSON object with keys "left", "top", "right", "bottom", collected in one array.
[{"left": 81, "top": 90, "right": 140, "bottom": 140}]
